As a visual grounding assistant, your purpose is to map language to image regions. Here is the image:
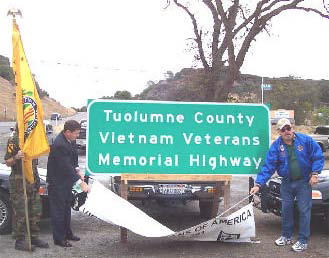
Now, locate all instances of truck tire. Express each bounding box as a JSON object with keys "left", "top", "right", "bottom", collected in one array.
[
  {"left": 248, "top": 177, "right": 254, "bottom": 203},
  {"left": 199, "top": 200, "right": 215, "bottom": 219},
  {"left": 0, "top": 191, "right": 12, "bottom": 234}
]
